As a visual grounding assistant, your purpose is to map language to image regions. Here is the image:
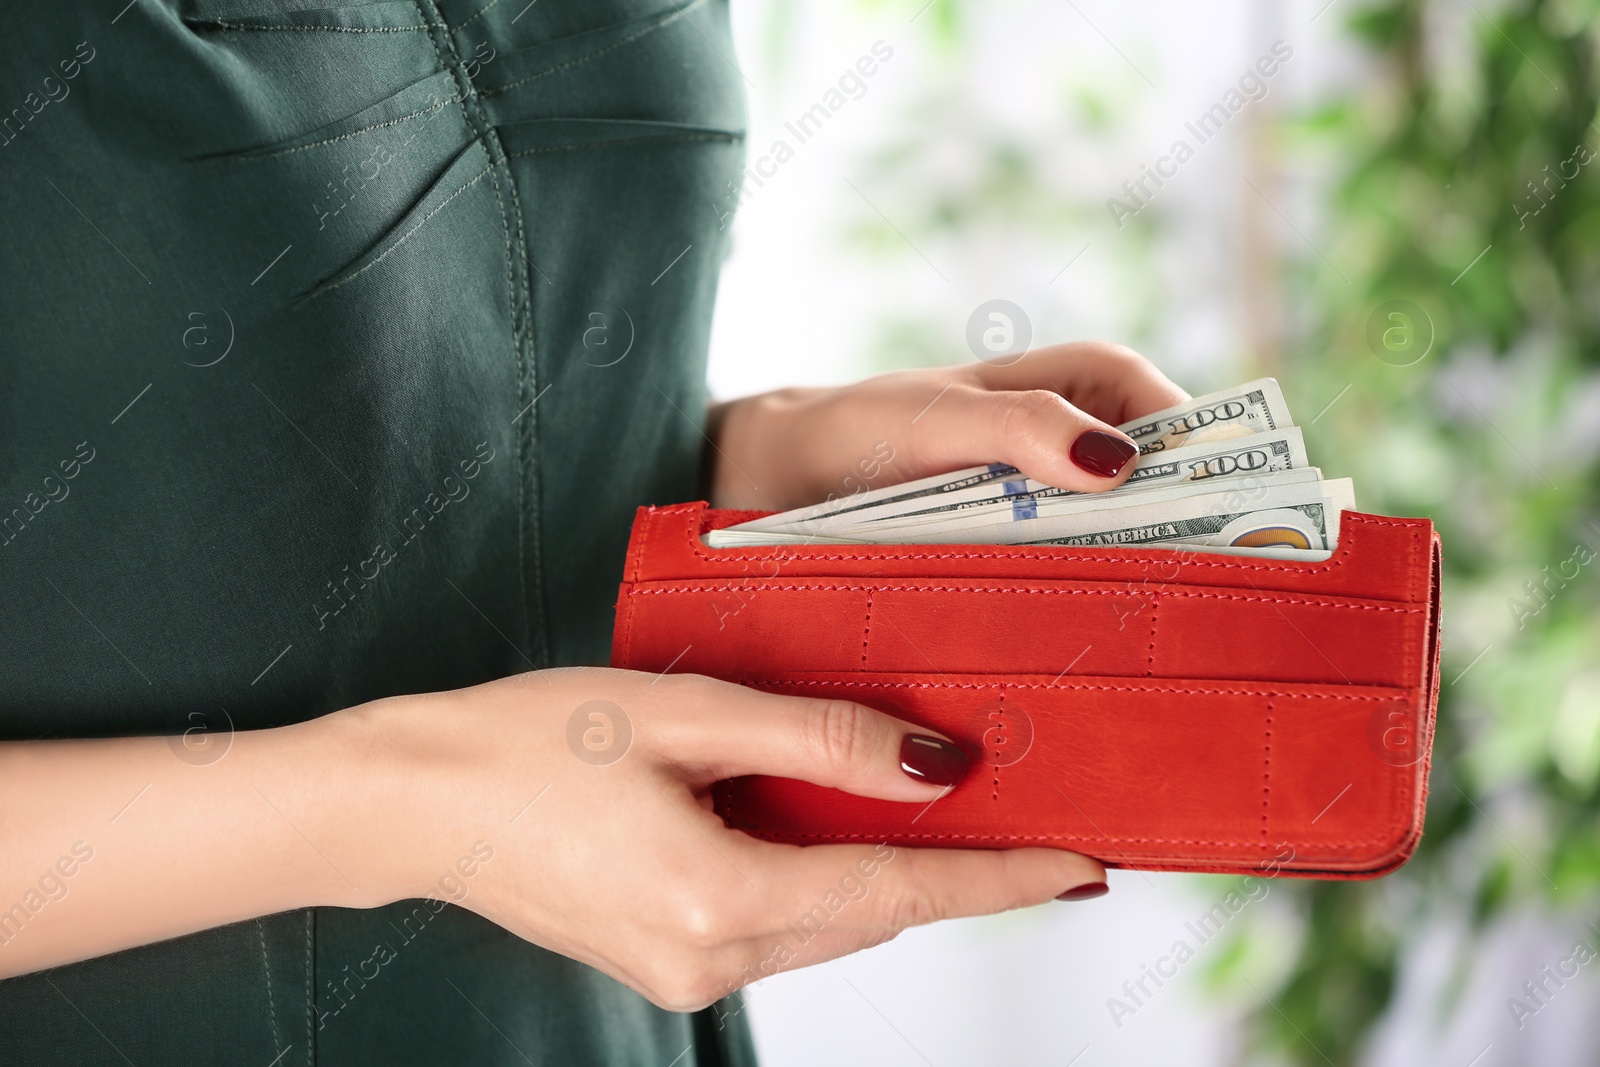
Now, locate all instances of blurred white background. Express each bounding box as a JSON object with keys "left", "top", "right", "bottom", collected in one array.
[{"left": 708, "top": 0, "right": 1355, "bottom": 402}]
